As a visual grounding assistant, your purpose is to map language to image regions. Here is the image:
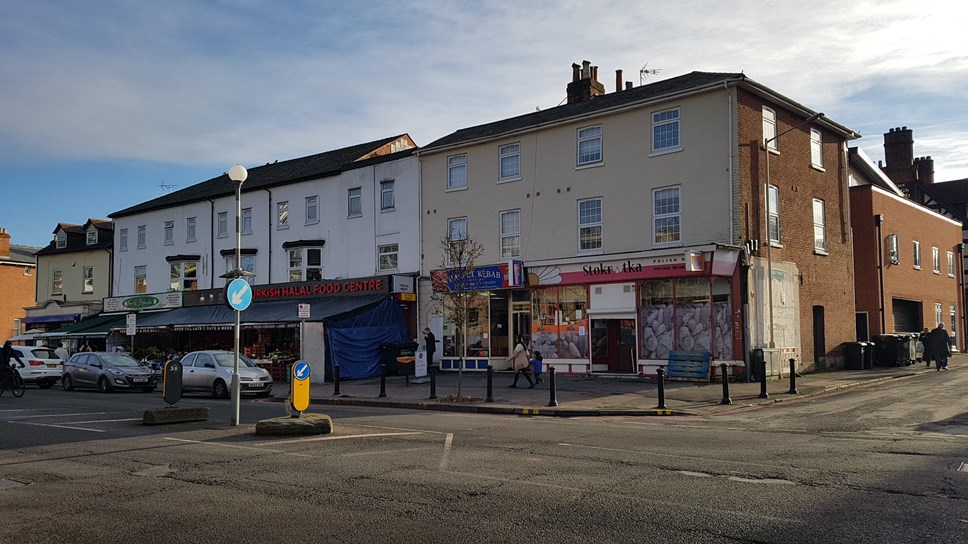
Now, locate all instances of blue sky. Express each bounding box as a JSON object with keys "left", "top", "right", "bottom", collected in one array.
[{"left": 2, "top": 0, "right": 966, "bottom": 249}]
